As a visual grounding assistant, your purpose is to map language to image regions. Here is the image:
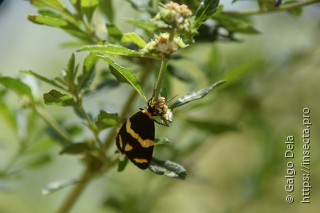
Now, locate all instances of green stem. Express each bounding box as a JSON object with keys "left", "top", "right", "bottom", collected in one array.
[
  {"left": 152, "top": 58, "right": 169, "bottom": 103},
  {"left": 222, "top": 0, "right": 320, "bottom": 16}
]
